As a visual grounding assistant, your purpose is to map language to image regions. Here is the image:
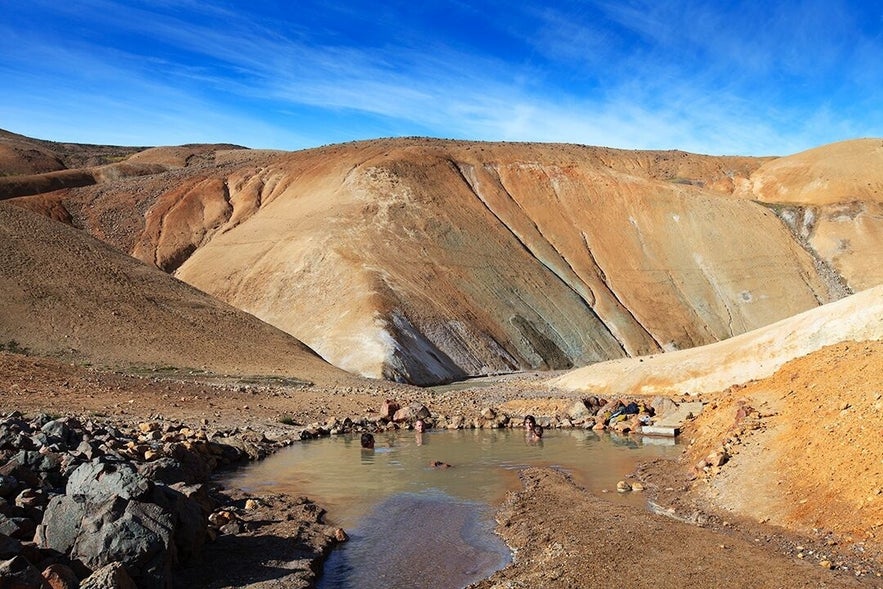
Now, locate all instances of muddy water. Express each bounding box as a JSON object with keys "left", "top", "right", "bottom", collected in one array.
[{"left": 223, "top": 429, "right": 679, "bottom": 588}]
